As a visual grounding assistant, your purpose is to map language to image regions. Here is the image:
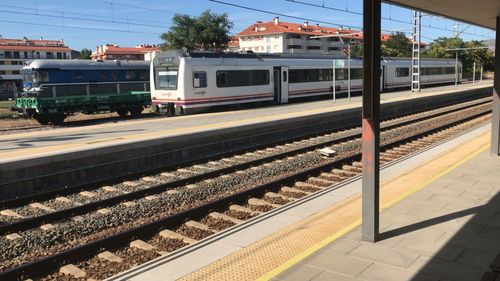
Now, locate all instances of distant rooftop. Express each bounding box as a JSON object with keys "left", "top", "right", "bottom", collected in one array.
[
  {"left": 0, "top": 37, "right": 70, "bottom": 51},
  {"left": 237, "top": 17, "right": 391, "bottom": 41}
]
